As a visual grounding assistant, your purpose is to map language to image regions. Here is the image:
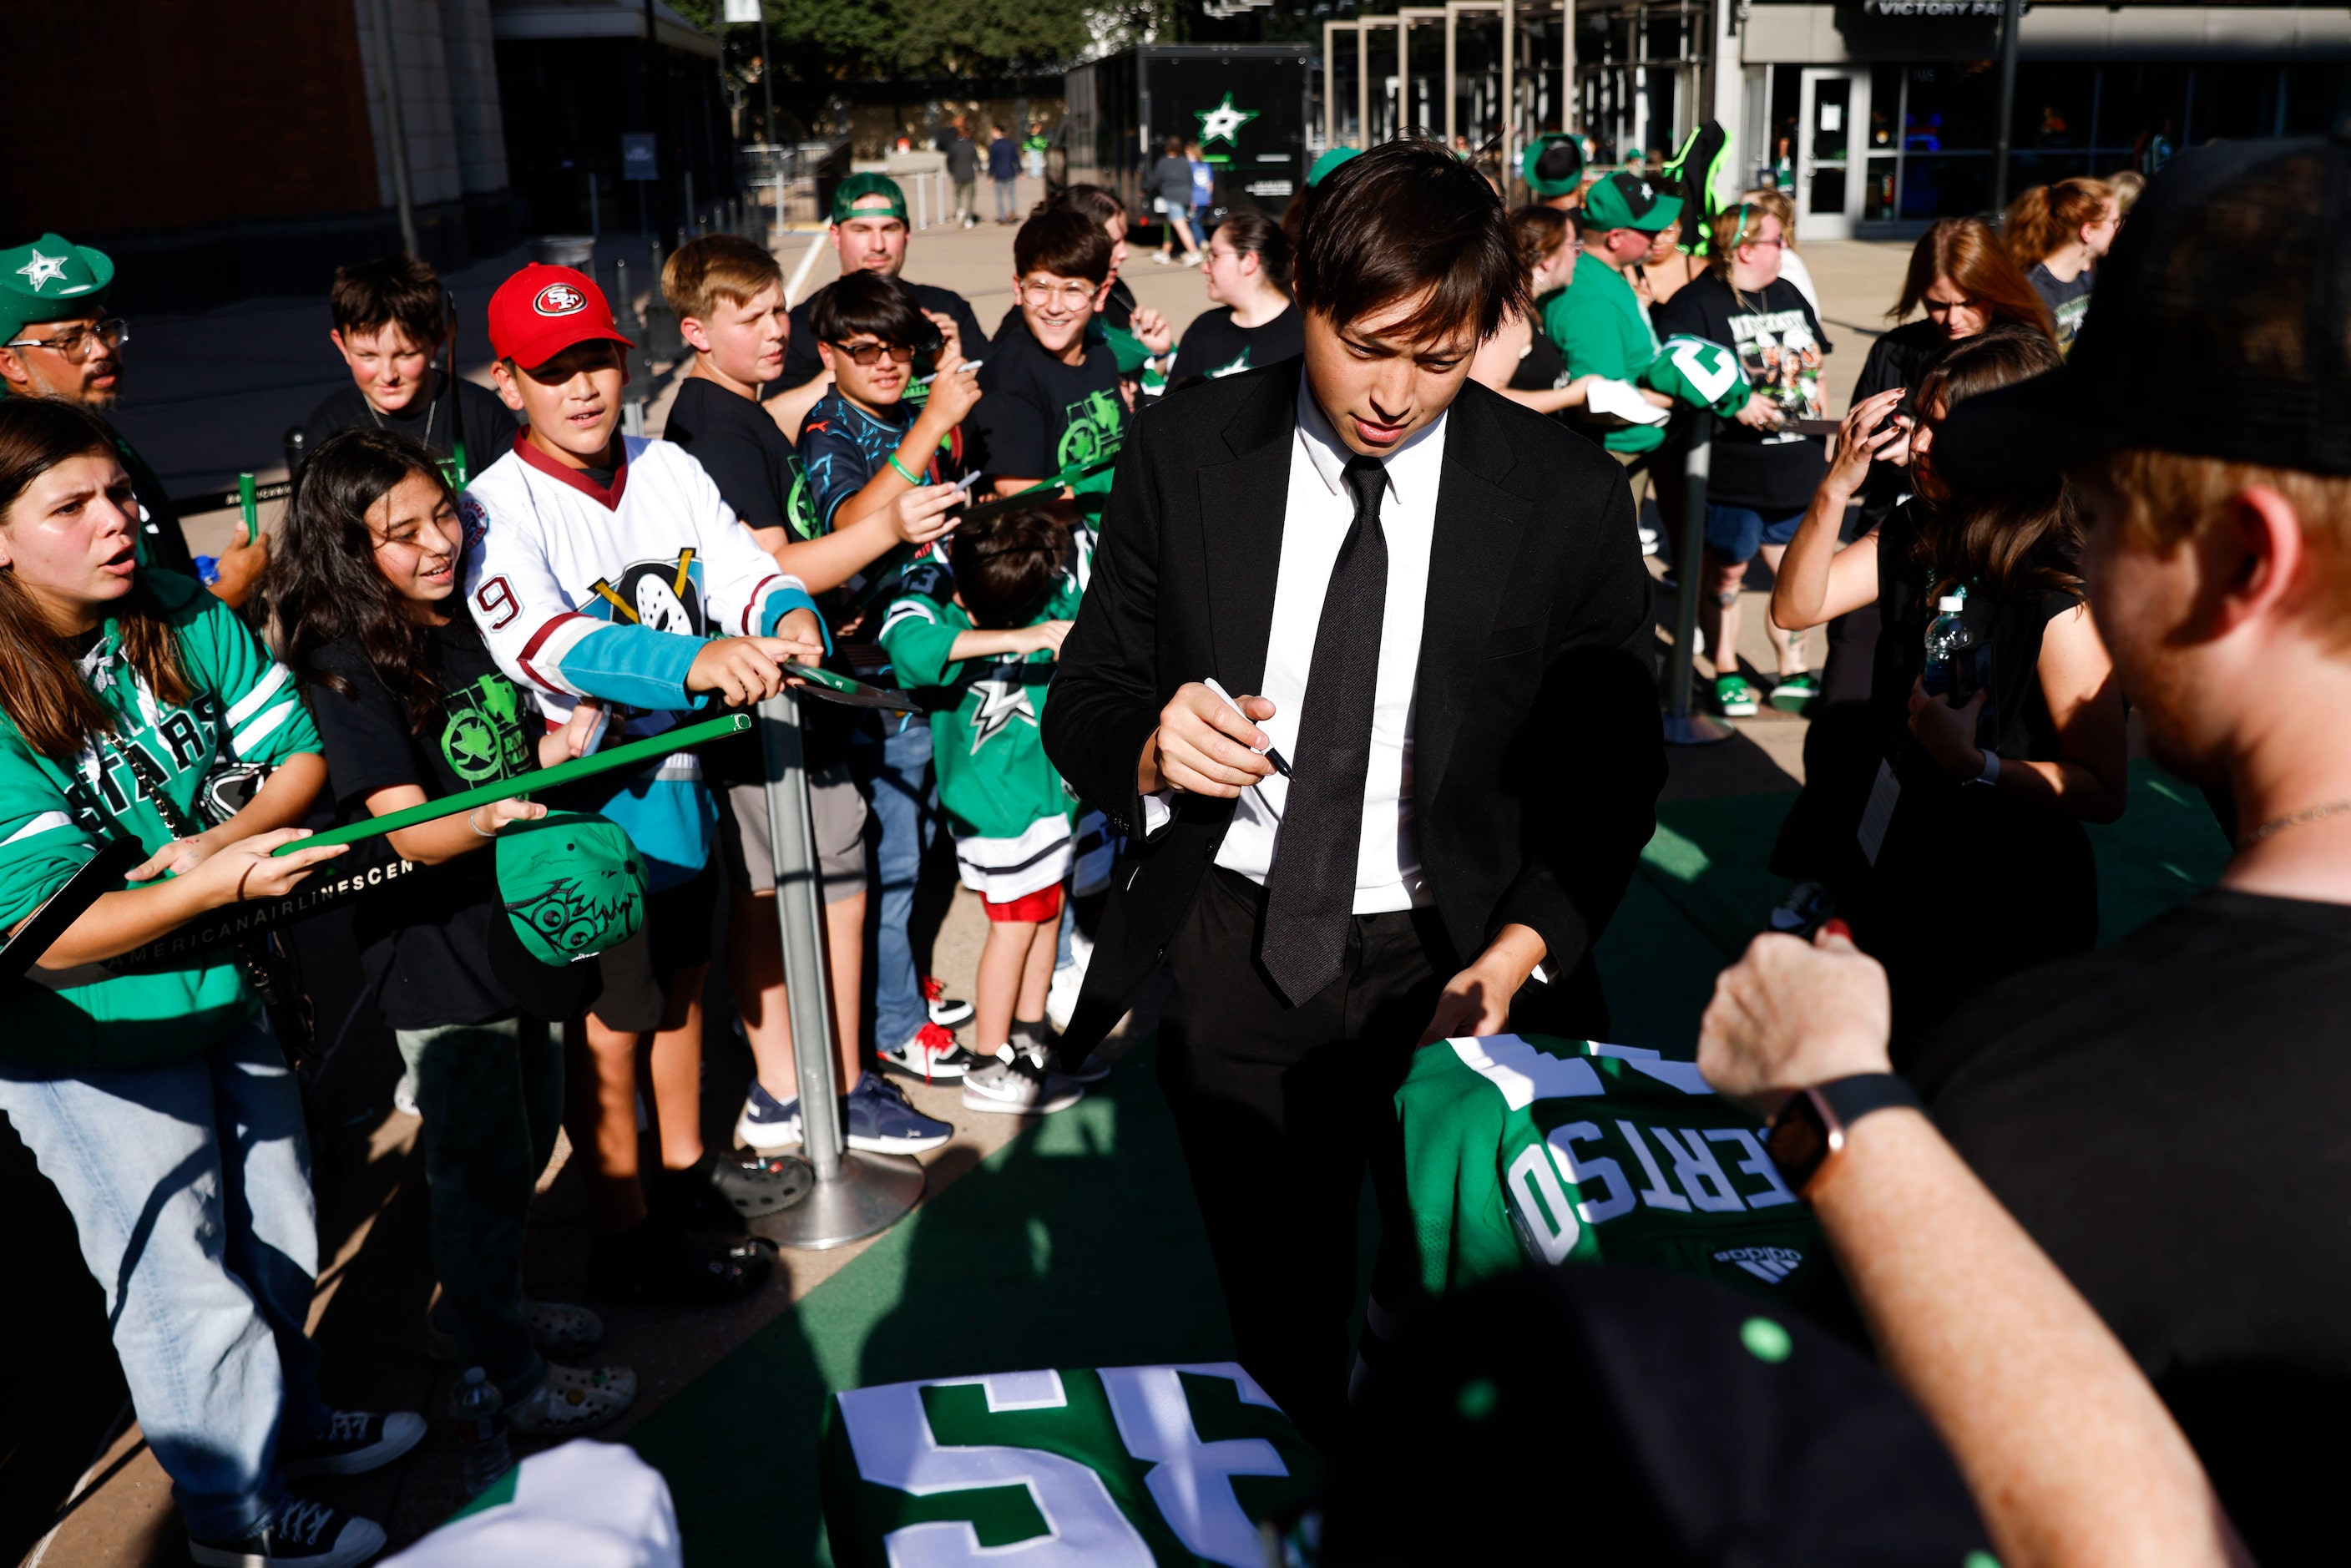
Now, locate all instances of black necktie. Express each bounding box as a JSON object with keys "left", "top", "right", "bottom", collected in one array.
[{"left": 1261, "top": 454, "right": 1390, "bottom": 1006}]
